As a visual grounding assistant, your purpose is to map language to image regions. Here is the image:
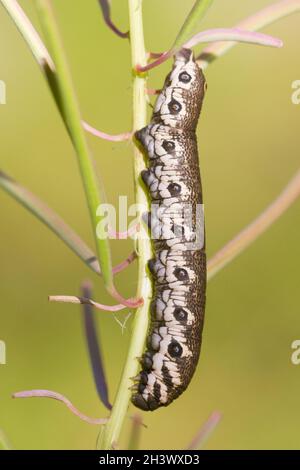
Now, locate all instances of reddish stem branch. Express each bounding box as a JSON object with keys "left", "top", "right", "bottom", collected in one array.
[
  {"left": 49, "top": 294, "right": 141, "bottom": 311},
  {"left": 13, "top": 390, "right": 107, "bottom": 425},
  {"left": 187, "top": 411, "right": 222, "bottom": 450},
  {"left": 112, "top": 252, "right": 137, "bottom": 275},
  {"left": 108, "top": 223, "right": 140, "bottom": 240},
  {"left": 146, "top": 88, "right": 161, "bottom": 96},
  {"left": 148, "top": 51, "right": 164, "bottom": 59},
  {"left": 98, "top": 0, "right": 129, "bottom": 39},
  {"left": 136, "top": 51, "right": 171, "bottom": 73},
  {"left": 128, "top": 413, "right": 145, "bottom": 450},
  {"left": 107, "top": 285, "right": 144, "bottom": 309},
  {"left": 82, "top": 120, "right": 132, "bottom": 142},
  {"left": 208, "top": 169, "right": 300, "bottom": 280}
]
